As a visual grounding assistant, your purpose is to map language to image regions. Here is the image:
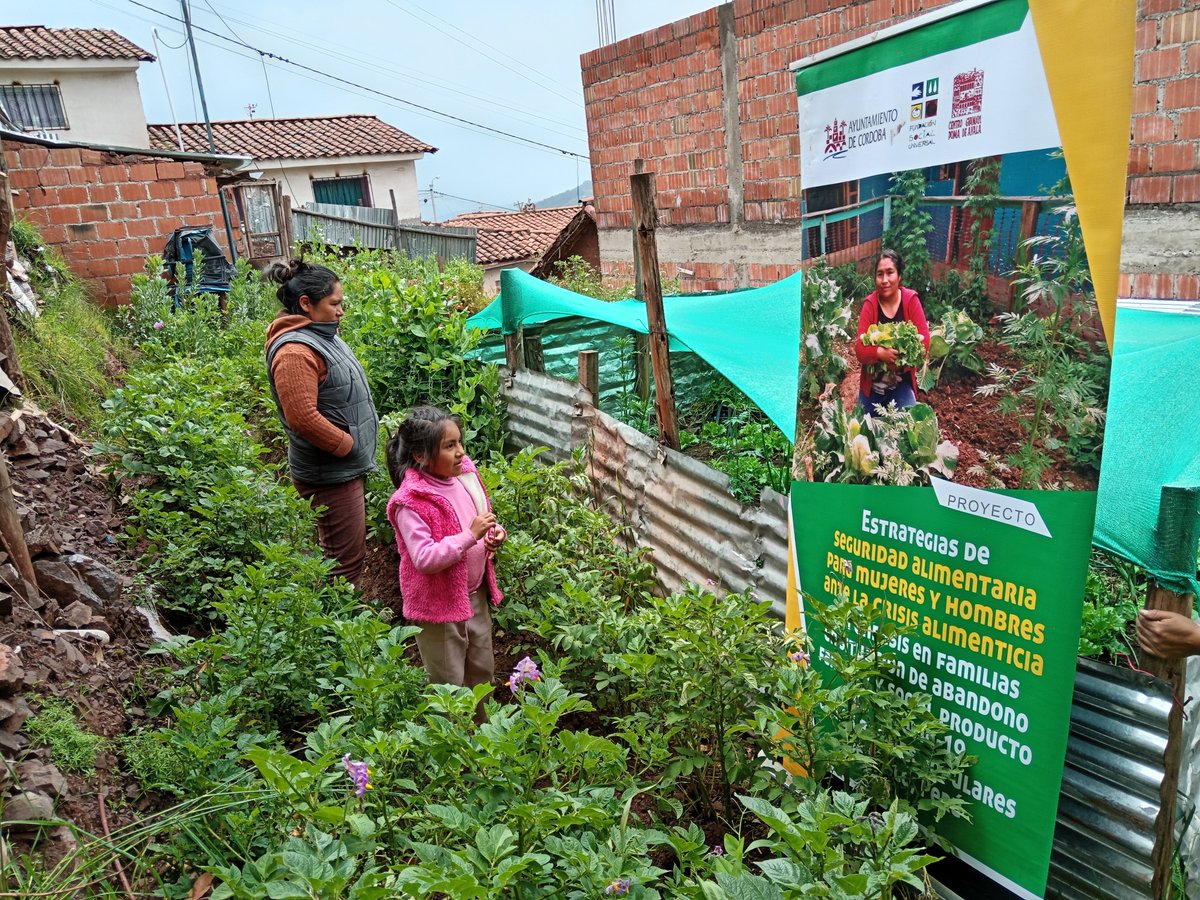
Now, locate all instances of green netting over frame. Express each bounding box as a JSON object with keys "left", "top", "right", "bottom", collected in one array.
[
  {"left": 467, "top": 268, "right": 804, "bottom": 440},
  {"left": 1094, "top": 306, "right": 1200, "bottom": 596}
]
